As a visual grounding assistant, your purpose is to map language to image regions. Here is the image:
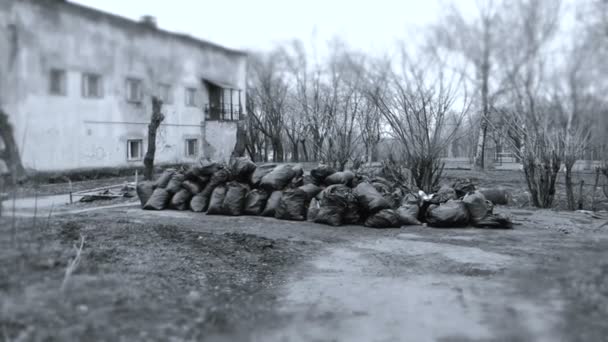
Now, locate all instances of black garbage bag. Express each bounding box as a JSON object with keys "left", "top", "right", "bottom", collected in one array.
[
  {"left": 307, "top": 198, "right": 321, "bottom": 222},
  {"left": 275, "top": 188, "right": 308, "bottom": 221},
  {"left": 397, "top": 204, "right": 421, "bottom": 226},
  {"left": 343, "top": 191, "right": 361, "bottom": 225},
  {"left": 310, "top": 165, "right": 336, "bottom": 185},
  {"left": 209, "top": 167, "right": 231, "bottom": 185},
  {"left": 182, "top": 180, "right": 202, "bottom": 195},
  {"left": 166, "top": 173, "right": 185, "bottom": 194},
  {"left": 143, "top": 188, "right": 170, "bottom": 210},
  {"left": 136, "top": 181, "right": 155, "bottom": 207},
  {"left": 452, "top": 179, "right": 476, "bottom": 198},
  {"left": 354, "top": 183, "right": 391, "bottom": 215},
  {"left": 190, "top": 192, "right": 210, "bottom": 213},
  {"left": 429, "top": 186, "right": 458, "bottom": 204},
  {"left": 372, "top": 181, "right": 391, "bottom": 195},
  {"left": 260, "top": 164, "right": 297, "bottom": 190},
  {"left": 222, "top": 182, "right": 249, "bottom": 216},
  {"left": 261, "top": 191, "right": 283, "bottom": 217},
  {"left": 314, "top": 185, "right": 350, "bottom": 227},
  {"left": 199, "top": 160, "right": 223, "bottom": 176},
  {"left": 231, "top": 157, "right": 257, "bottom": 182},
  {"left": 426, "top": 200, "right": 470, "bottom": 228},
  {"left": 292, "top": 164, "right": 304, "bottom": 179},
  {"left": 251, "top": 164, "right": 277, "bottom": 187},
  {"left": 207, "top": 185, "right": 227, "bottom": 215},
  {"left": 170, "top": 189, "right": 192, "bottom": 211},
  {"left": 364, "top": 209, "right": 402, "bottom": 228},
  {"left": 473, "top": 213, "right": 513, "bottom": 229},
  {"left": 401, "top": 192, "right": 420, "bottom": 206},
  {"left": 244, "top": 189, "right": 269, "bottom": 216},
  {"left": 299, "top": 184, "right": 323, "bottom": 201},
  {"left": 155, "top": 168, "right": 176, "bottom": 188},
  {"left": 463, "top": 191, "right": 489, "bottom": 223},
  {"left": 479, "top": 188, "right": 509, "bottom": 205},
  {"left": 325, "top": 171, "right": 355, "bottom": 186}
]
